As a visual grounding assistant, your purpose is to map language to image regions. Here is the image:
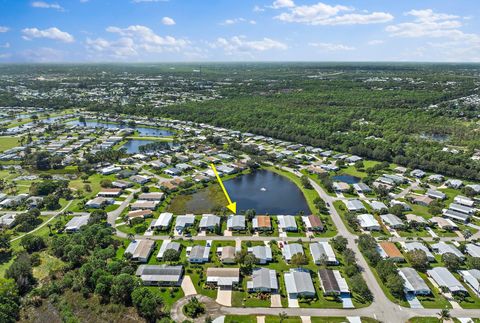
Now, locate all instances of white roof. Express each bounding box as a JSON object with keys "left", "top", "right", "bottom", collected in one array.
[
  {"left": 427, "top": 267, "right": 467, "bottom": 293},
  {"left": 357, "top": 213, "right": 380, "bottom": 228},
  {"left": 277, "top": 215, "right": 297, "bottom": 229}
]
